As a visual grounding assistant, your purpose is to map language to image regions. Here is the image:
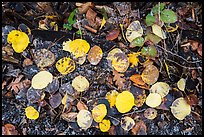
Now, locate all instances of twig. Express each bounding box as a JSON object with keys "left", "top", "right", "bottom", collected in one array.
[
  {"left": 122, "top": 108, "right": 146, "bottom": 116},
  {"left": 84, "top": 25, "right": 97, "bottom": 33}
]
